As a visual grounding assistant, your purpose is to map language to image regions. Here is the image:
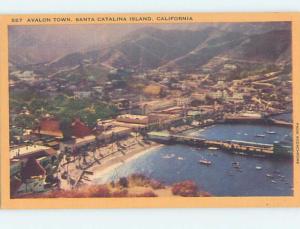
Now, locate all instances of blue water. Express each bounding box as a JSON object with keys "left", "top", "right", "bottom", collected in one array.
[
  {"left": 98, "top": 117, "right": 293, "bottom": 196},
  {"left": 273, "top": 113, "right": 292, "bottom": 122},
  {"left": 190, "top": 123, "right": 291, "bottom": 144}
]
